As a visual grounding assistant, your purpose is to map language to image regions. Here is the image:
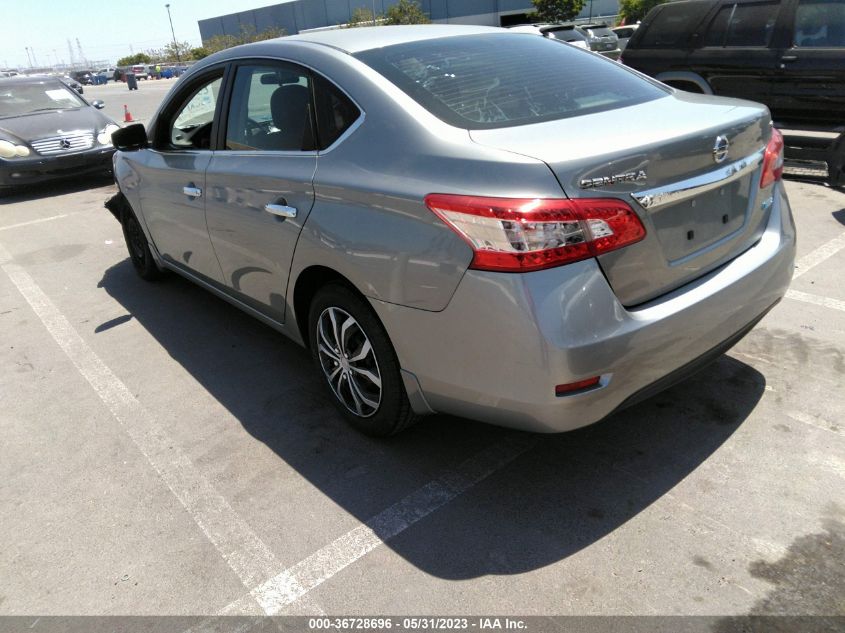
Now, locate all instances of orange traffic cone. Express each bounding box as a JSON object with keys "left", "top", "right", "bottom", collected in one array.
[{"left": 124, "top": 105, "right": 134, "bottom": 123}]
